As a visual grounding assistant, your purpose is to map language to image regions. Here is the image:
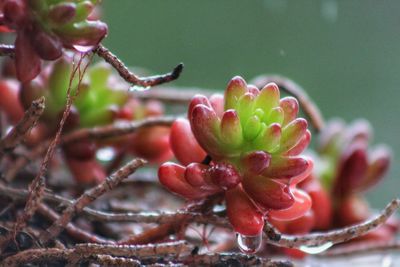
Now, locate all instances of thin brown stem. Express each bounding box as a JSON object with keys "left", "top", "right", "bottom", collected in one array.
[
  {"left": 1, "top": 241, "right": 190, "bottom": 266},
  {"left": 37, "top": 203, "right": 114, "bottom": 244},
  {"left": 263, "top": 198, "right": 400, "bottom": 248},
  {"left": 61, "top": 116, "right": 176, "bottom": 144},
  {"left": 0, "top": 97, "right": 45, "bottom": 157},
  {"left": 251, "top": 74, "right": 325, "bottom": 132},
  {"left": 94, "top": 44, "right": 183, "bottom": 87},
  {"left": 134, "top": 87, "right": 213, "bottom": 103},
  {"left": 39, "top": 158, "right": 146, "bottom": 244},
  {"left": 5, "top": 54, "right": 91, "bottom": 248}
]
